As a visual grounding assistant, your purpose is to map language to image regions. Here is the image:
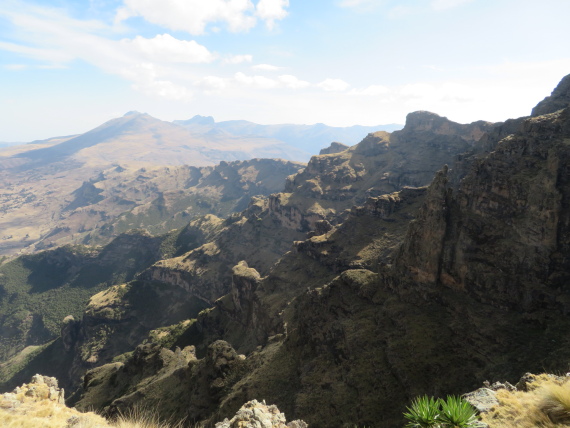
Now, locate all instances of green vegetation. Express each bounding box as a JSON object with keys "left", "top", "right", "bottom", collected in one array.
[
  {"left": 439, "top": 396, "right": 479, "bottom": 427},
  {"left": 105, "top": 194, "right": 232, "bottom": 243},
  {"left": 404, "top": 395, "right": 478, "bottom": 428},
  {"left": 144, "top": 319, "right": 197, "bottom": 349},
  {"left": 0, "top": 250, "right": 105, "bottom": 360},
  {"left": 0, "top": 339, "right": 74, "bottom": 392},
  {"left": 0, "top": 230, "right": 179, "bottom": 362},
  {"left": 404, "top": 396, "right": 443, "bottom": 428}
]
